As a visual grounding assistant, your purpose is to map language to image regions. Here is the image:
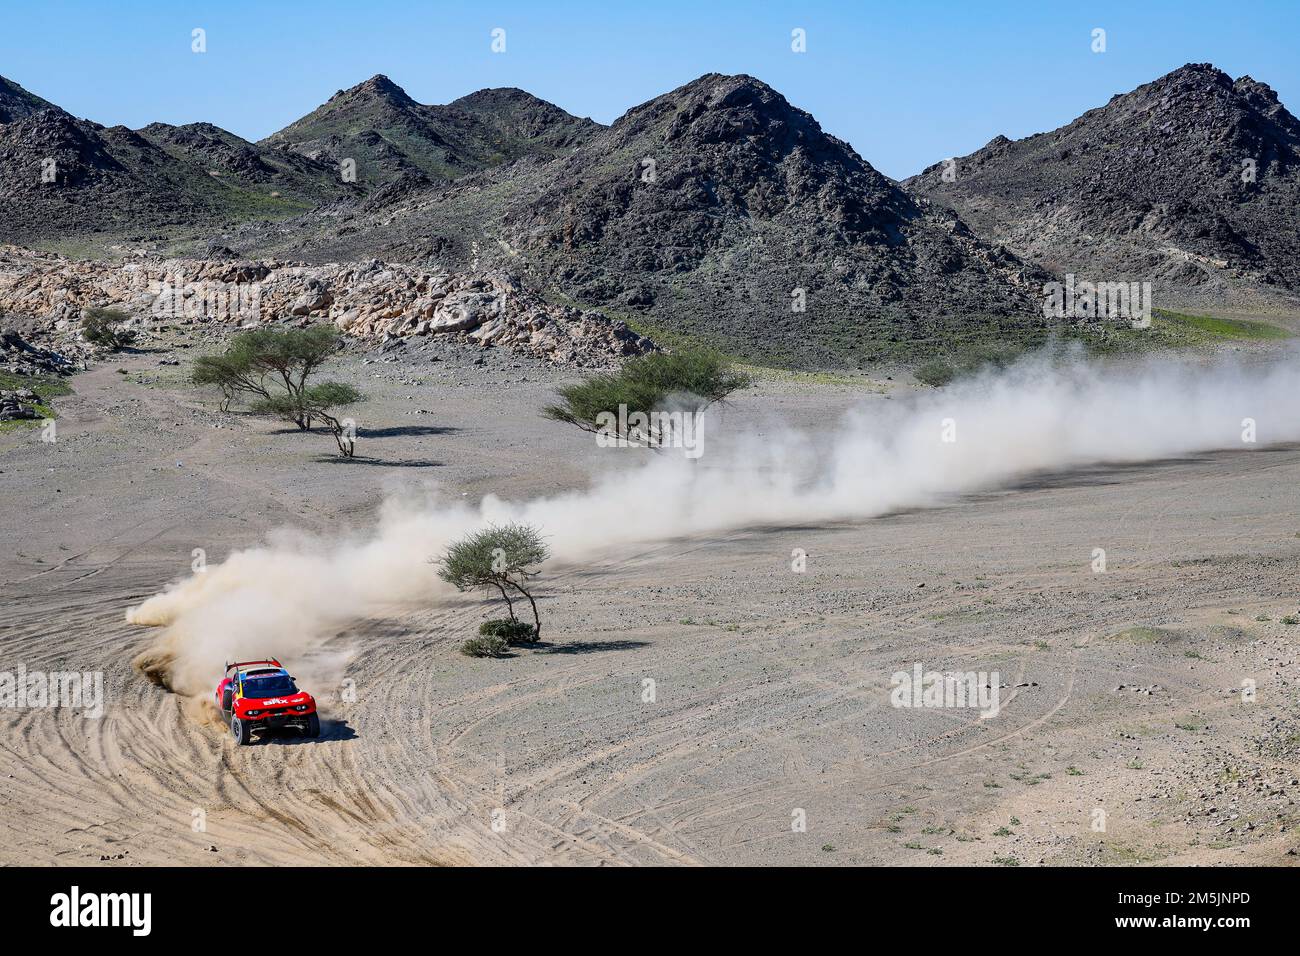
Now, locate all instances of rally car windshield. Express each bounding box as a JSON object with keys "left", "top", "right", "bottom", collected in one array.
[{"left": 242, "top": 675, "right": 297, "bottom": 697}]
